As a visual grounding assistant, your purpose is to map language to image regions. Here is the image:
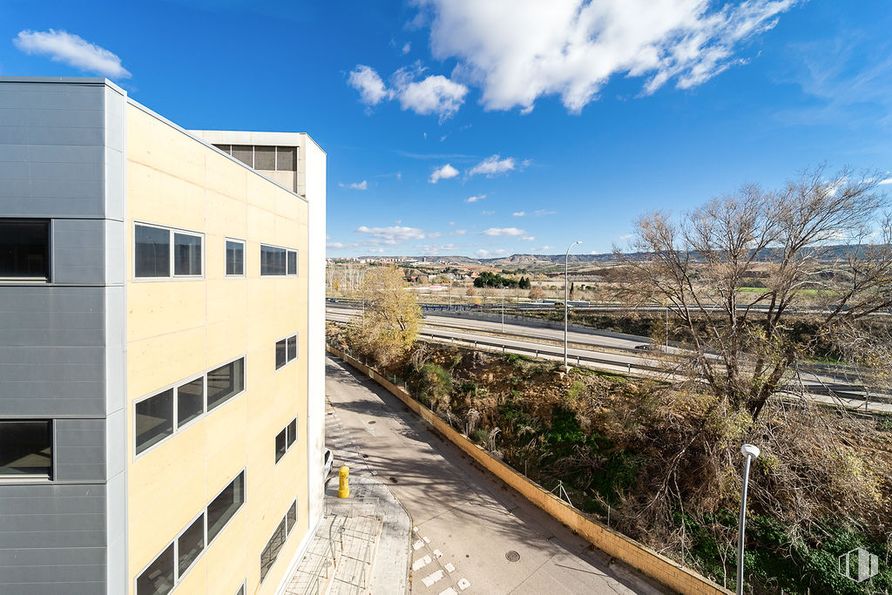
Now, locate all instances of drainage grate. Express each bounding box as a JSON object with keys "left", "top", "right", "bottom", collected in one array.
[
  {"left": 367, "top": 420, "right": 377, "bottom": 424},
  {"left": 505, "top": 550, "right": 520, "bottom": 562}
]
